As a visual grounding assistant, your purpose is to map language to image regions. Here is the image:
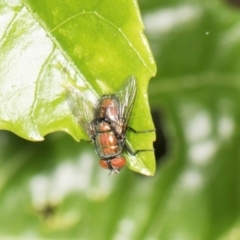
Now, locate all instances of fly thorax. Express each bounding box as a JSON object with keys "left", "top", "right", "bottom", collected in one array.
[
  {"left": 96, "top": 96, "right": 119, "bottom": 122},
  {"left": 106, "top": 99, "right": 119, "bottom": 122}
]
